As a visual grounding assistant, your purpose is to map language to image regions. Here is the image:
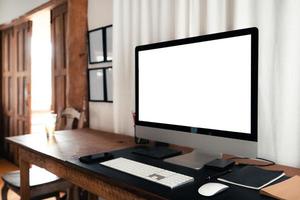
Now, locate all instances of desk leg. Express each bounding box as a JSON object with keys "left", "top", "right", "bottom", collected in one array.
[{"left": 19, "top": 149, "right": 30, "bottom": 200}]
